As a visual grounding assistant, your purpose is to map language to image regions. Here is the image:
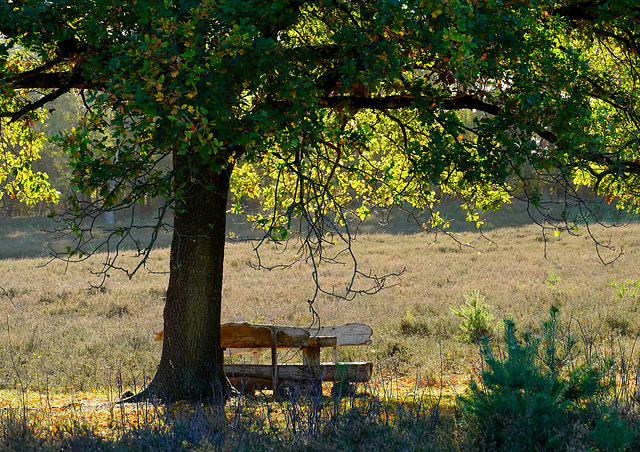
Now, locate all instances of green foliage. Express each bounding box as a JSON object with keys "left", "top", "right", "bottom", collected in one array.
[
  {"left": 4, "top": 0, "right": 640, "bottom": 238},
  {"left": 0, "top": 111, "right": 59, "bottom": 207},
  {"left": 545, "top": 269, "right": 576, "bottom": 300},
  {"left": 607, "top": 278, "right": 640, "bottom": 303},
  {"left": 545, "top": 269, "right": 561, "bottom": 290},
  {"left": 451, "top": 290, "right": 494, "bottom": 344},
  {"left": 460, "top": 307, "right": 635, "bottom": 451}
]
